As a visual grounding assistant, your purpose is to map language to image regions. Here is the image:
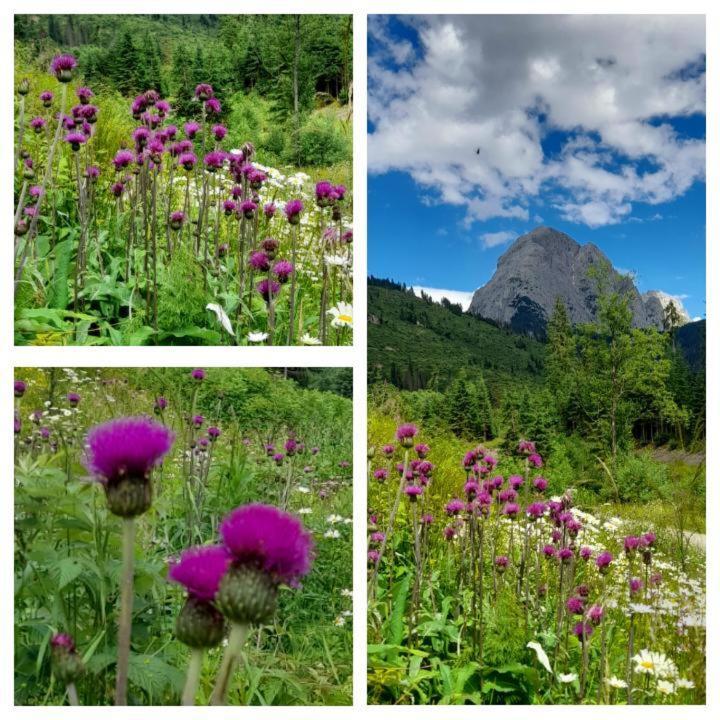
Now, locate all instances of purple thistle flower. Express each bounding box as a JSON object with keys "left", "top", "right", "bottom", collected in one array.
[
  {"left": 154, "top": 396, "right": 168, "bottom": 413},
  {"left": 66, "top": 392, "right": 81, "bottom": 407},
  {"left": 528, "top": 453, "right": 543, "bottom": 468},
  {"left": 566, "top": 596, "right": 584, "bottom": 615},
  {"left": 14, "top": 380, "right": 27, "bottom": 397},
  {"left": 239, "top": 199, "right": 257, "bottom": 218},
  {"left": 168, "top": 545, "right": 231, "bottom": 601},
  {"left": 85, "top": 165, "right": 100, "bottom": 180},
  {"left": 223, "top": 199, "right": 237, "bottom": 215},
  {"left": 542, "top": 544, "right": 556, "bottom": 558},
  {"left": 373, "top": 469, "right": 388, "bottom": 482},
  {"left": 184, "top": 122, "right": 200, "bottom": 139},
  {"left": 51, "top": 633, "right": 76, "bottom": 651},
  {"left": 256, "top": 278, "right": 280, "bottom": 303},
  {"left": 415, "top": 443, "right": 430, "bottom": 458},
  {"left": 261, "top": 237, "right": 279, "bottom": 258},
  {"left": 178, "top": 151, "right": 197, "bottom": 171},
  {"left": 76, "top": 86, "right": 94, "bottom": 104},
  {"left": 203, "top": 150, "right": 225, "bottom": 171},
  {"left": 495, "top": 555, "right": 509, "bottom": 572},
  {"left": 132, "top": 126, "right": 150, "bottom": 148},
  {"left": 558, "top": 547, "right": 574, "bottom": 563},
  {"left": 580, "top": 546, "right": 592, "bottom": 561},
  {"left": 573, "top": 622, "right": 594, "bottom": 640},
  {"left": 50, "top": 54, "right": 77, "bottom": 82},
  {"left": 533, "top": 476, "right": 548, "bottom": 492},
  {"left": 502, "top": 502, "right": 520, "bottom": 519},
  {"left": 111, "top": 180, "right": 125, "bottom": 198},
  {"left": 264, "top": 202, "right": 277, "bottom": 218},
  {"left": 315, "top": 180, "right": 335, "bottom": 207},
  {"left": 404, "top": 485, "right": 424, "bottom": 500},
  {"left": 208, "top": 426, "right": 221, "bottom": 440},
  {"left": 421, "top": 514, "right": 434, "bottom": 525},
  {"left": 624, "top": 535, "right": 642, "bottom": 554},
  {"left": 284, "top": 438, "right": 298, "bottom": 455},
  {"left": 169, "top": 211, "right": 185, "bottom": 230},
  {"left": 629, "top": 577, "right": 643, "bottom": 594},
  {"left": 14, "top": 413, "right": 21, "bottom": 434},
  {"left": 85, "top": 416, "right": 175, "bottom": 483},
  {"left": 444, "top": 526, "right": 456, "bottom": 540},
  {"left": 65, "top": 132, "right": 86, "bottom": 150},
  {"left": 195, "top": 83, "right": 214, "bottom": 101},
  {"left": 284, "top": 199, "right": 304, "bottom": 224},
  {"left": 249, "top": 251, "right": 271, "bottom": 272},
  {"left": 40, "top": 426, "right": 51, "bottom": 440},
  {"left": 370, "top": 532, "right": 386, "bottom": 544},
  {"left": 595, "top": 550, "right": 613, "bottom": 573},
  {"left": 156, "top": 99, "right": 170, "bottom": 116},
  {"left": 643, "top": 531, "right": 657, "bottom": 547},
  {"left": 30, "top": 116, "right": 46, "bottom": 132},
  {"left": 191, "top": 368, "right": 205, "bottom": 381},
  {"left": 273, "top": 452, "right": 285, "bottom": 465},
  {"left": 272, "top": 260, "right": 294, "bottom": 284},
  {"left": 518, "top": 439, "right": 536, "bottom": 454},
  {"left": 205, "top": 98, "right": 221, "bottom": 114},
  {"left": 219, "top": 504, "right": 314, "bottom": 586},
  {"left": 113, "top": 149, "right": 134, "bottom": 171},
  {"left": 508, "top": 474, "right": 524, "bottom": 490},
  {"left": 395, "top": 423, "right": 418, "bottom": 445},
  {"left": 212, "top": 124, "right": 227, "bottom": 141},
  {"left": 445, "top": 499, "right": 465, "bottom": 516},
  {"left": 192, "top": 414, "right": 204, "bottom": 429},
  {"left": 165, "top": 124, "right": 178, "bottom": 139},
  {"left": 367, "top": 550, "right": 380, "bottom": 564},
  {"left": 382, "top": 444, "right": 395, "bottom": 457},
  {"left": 588, "top": 605, "right": 604, "bottom": 624},
  {"left": 526, "top": 502, "right": 546, "bottom": 520},
  {"left": 40, "top": 90, "right": 54, "bottom": 105}
]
